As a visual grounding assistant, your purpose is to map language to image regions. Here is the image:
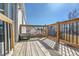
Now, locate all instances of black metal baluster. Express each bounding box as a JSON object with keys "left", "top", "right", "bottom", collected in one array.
[
  {"left": 72, "top": 23, "right": 74, "bottom": 43},
  {"left": 64, "top": 24, "right": 66, "bottom": 40},
  {"left": 69, "top": 24, "right": 70, "bottom": 42},
  {"left": 61, "top": 24, "right": 63, "bottom": 40},
  {"left": 63, "top": 24, "right": 65, "bottom": 40},
  {"left": 3, "top": 22, "right": 5, "bottom": 56},
  {"left": 78, "top": 22, "right": 79, "bottom": 44},
  {"left": 76, "top": 22, "right": 78, "bottom": 44},
  {"left": 60, "top": 24, "right": 61, "bottom": 39},
  {"left": 66, "top": 24, "right": 67, "bottom": 41}
]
